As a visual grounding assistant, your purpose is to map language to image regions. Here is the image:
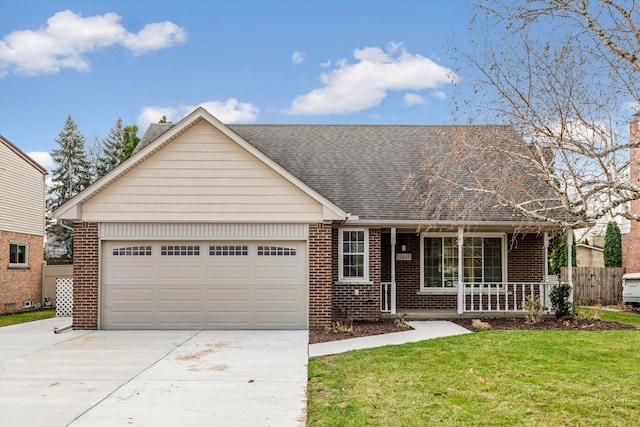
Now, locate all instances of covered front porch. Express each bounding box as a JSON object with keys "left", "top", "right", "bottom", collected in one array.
[{"left": 379, "top": 226, "right": 573, "bottom": 318}]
